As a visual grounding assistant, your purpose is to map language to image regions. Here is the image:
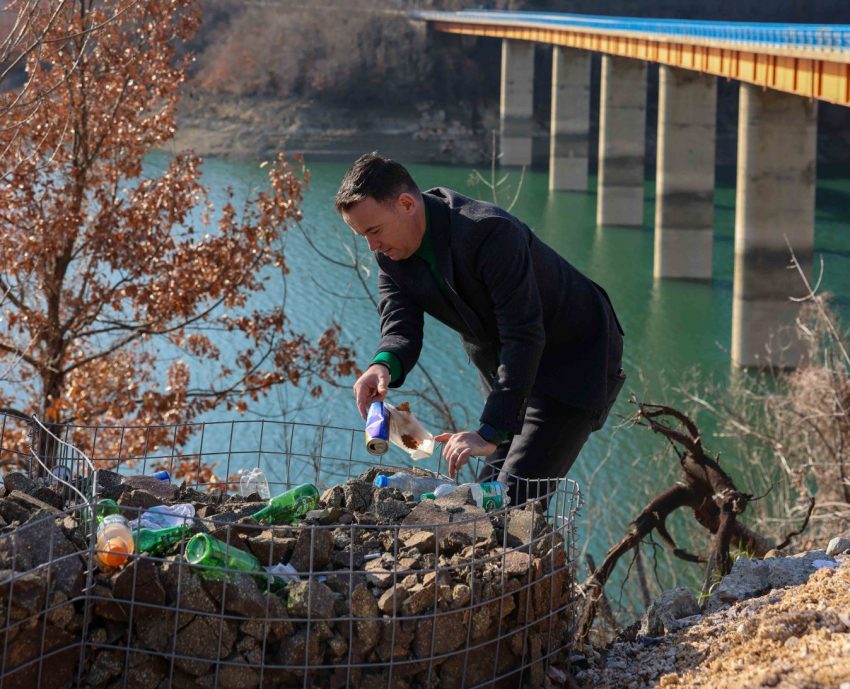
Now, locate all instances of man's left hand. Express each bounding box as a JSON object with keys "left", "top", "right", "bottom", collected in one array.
[{"left": 434, "top": 431, "right": 497, "bottom": 479}]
